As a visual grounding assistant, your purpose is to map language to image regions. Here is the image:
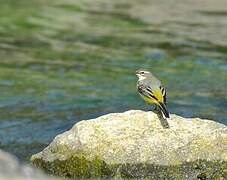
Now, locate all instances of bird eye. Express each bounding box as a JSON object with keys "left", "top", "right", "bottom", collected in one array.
[{"left": 140, "top": 71, "right": 145, "bottom": 75}]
